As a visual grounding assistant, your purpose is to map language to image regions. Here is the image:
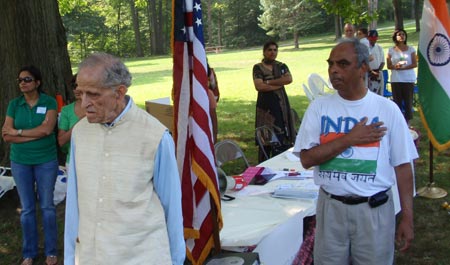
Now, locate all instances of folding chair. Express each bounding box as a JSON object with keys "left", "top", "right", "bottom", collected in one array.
[
  {"left": 255, "top": 126, "right": 282, "bottom": 162},
  {"left": 214, "top": 140, "right": 250, "bottom": 175},
  {"left": 308, "top": 73, "right": 330, "bottom": 97}
]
